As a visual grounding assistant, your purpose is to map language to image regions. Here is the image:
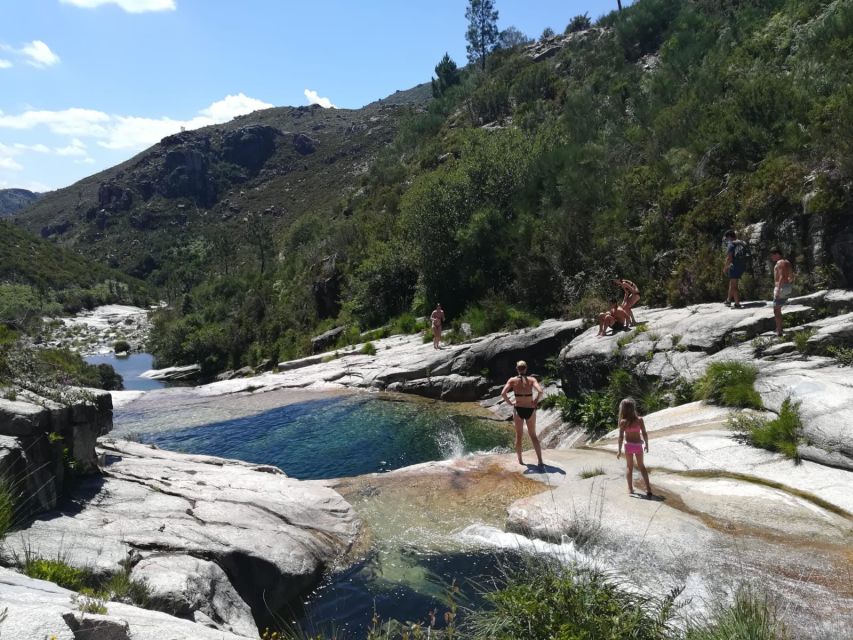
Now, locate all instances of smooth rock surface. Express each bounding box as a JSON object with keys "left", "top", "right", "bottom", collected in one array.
[
  {"left": 130, "top": 554, "right": 258, "bottom": 637},
  {"left": 2, "top": 439, "right": 360, "bottom": 630},
  {"left": 0, "top": 567, "right": 254, "bottom": 640},
  {"left": 558, "top": 295, "right": 853, "bottom": 468}
]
